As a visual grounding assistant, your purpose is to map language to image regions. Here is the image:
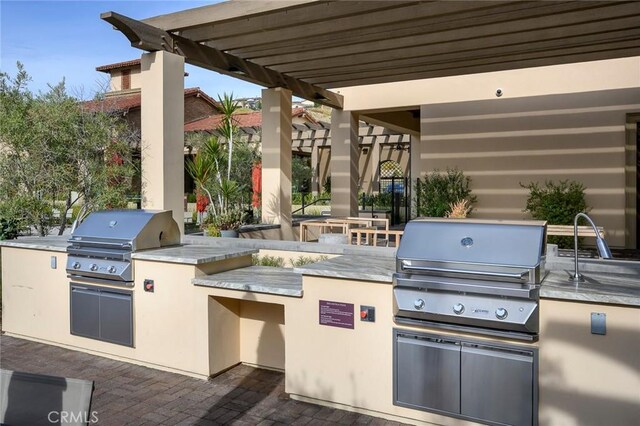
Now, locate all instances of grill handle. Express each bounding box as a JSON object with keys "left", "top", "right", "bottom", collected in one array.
[
  {"left": 68, "top": 239, "right": 132, "bottom": 250},
  {"left": 400, "top": 261, "right": 528, "bottom": 281}
]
